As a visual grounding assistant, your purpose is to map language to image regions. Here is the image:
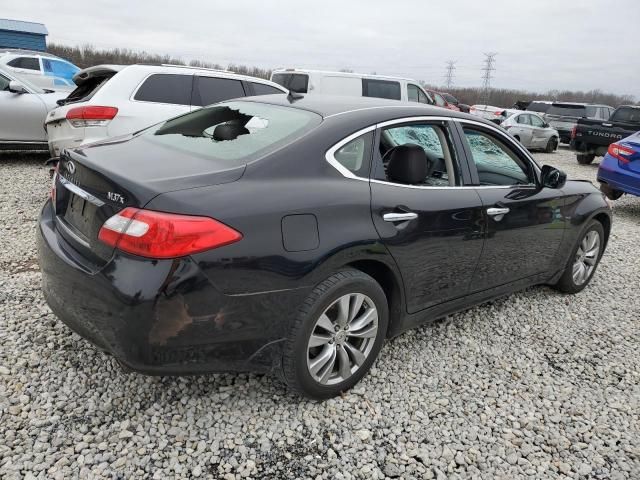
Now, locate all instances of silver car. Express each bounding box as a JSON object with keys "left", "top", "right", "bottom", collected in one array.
[
  {"left": 501, "top": 112, "right": 559, "bottom": 153},
  {"left": 0, "top": 65, "right": 66, "bottom": 151}
]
